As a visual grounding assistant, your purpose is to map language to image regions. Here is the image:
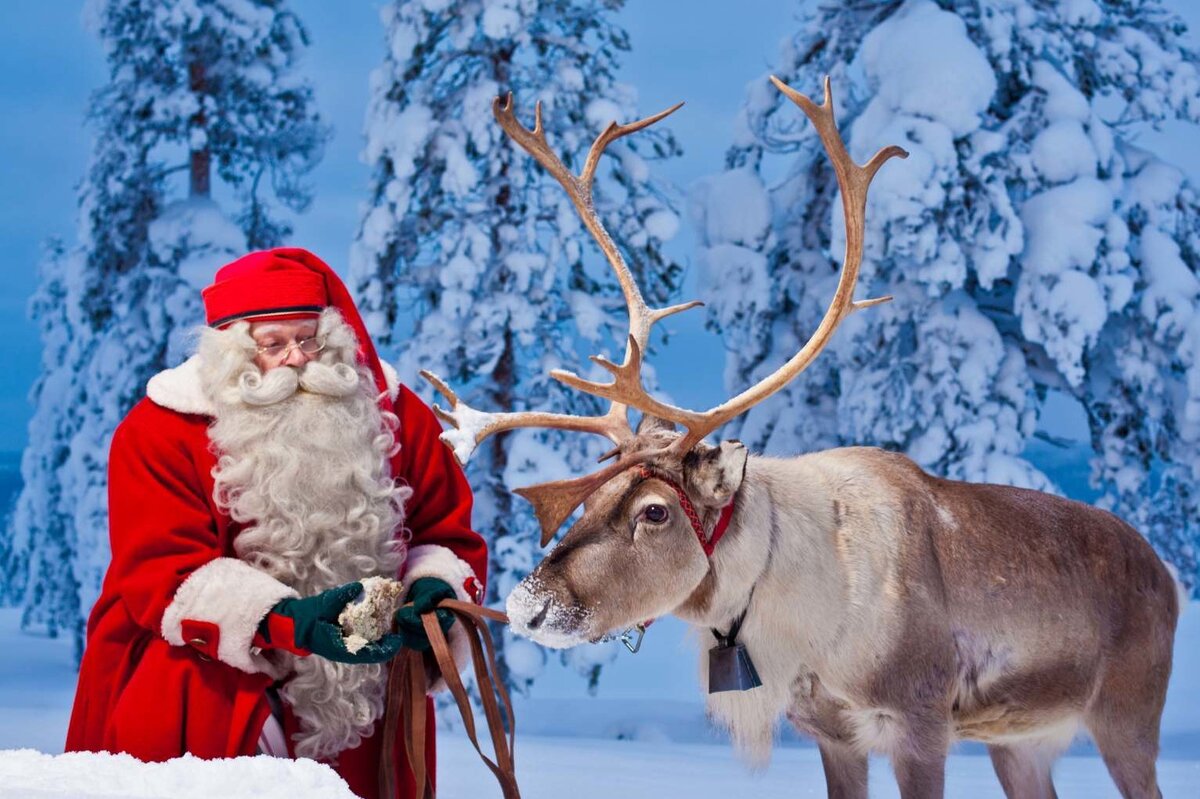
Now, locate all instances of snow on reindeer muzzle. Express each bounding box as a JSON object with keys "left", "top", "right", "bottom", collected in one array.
[{"left": 505, "top": 575, "right": 595, "bottom": 649}]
